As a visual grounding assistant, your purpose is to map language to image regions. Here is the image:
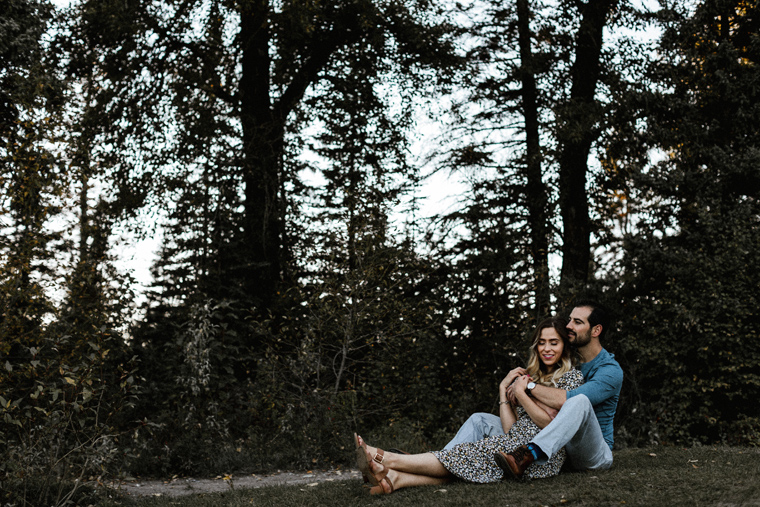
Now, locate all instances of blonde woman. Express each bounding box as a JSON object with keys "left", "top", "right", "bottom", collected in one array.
[{"left": 355, "top": 316, "right": 583, "bottom": 494}]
